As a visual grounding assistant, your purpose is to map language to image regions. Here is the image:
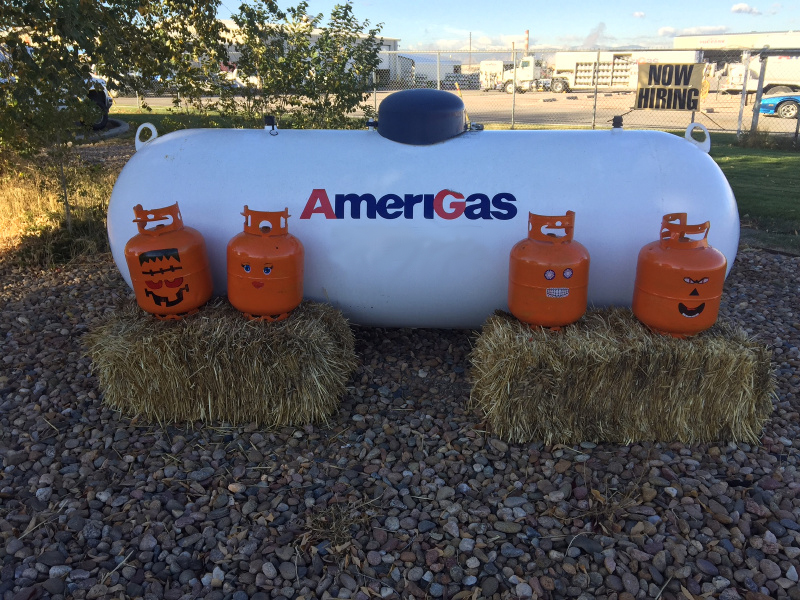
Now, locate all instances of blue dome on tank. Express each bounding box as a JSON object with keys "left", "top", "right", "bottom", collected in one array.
[{"left": 377, "top": 89, "right": 466, "bottom": 145}]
